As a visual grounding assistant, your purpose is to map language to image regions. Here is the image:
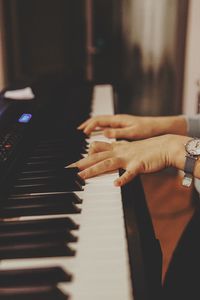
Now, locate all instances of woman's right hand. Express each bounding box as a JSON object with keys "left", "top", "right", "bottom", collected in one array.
[
  {"left": 78, "top": 114, "right": 187, "bottom": 140},
  {"left": 68, "top": 134, "right": 192, "bottom": 187}
]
